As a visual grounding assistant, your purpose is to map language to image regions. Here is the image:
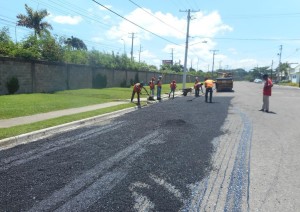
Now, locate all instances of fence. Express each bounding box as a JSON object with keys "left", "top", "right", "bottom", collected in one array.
[{"left": 0, "top": 57, "right": 196, "bottom": 95}]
